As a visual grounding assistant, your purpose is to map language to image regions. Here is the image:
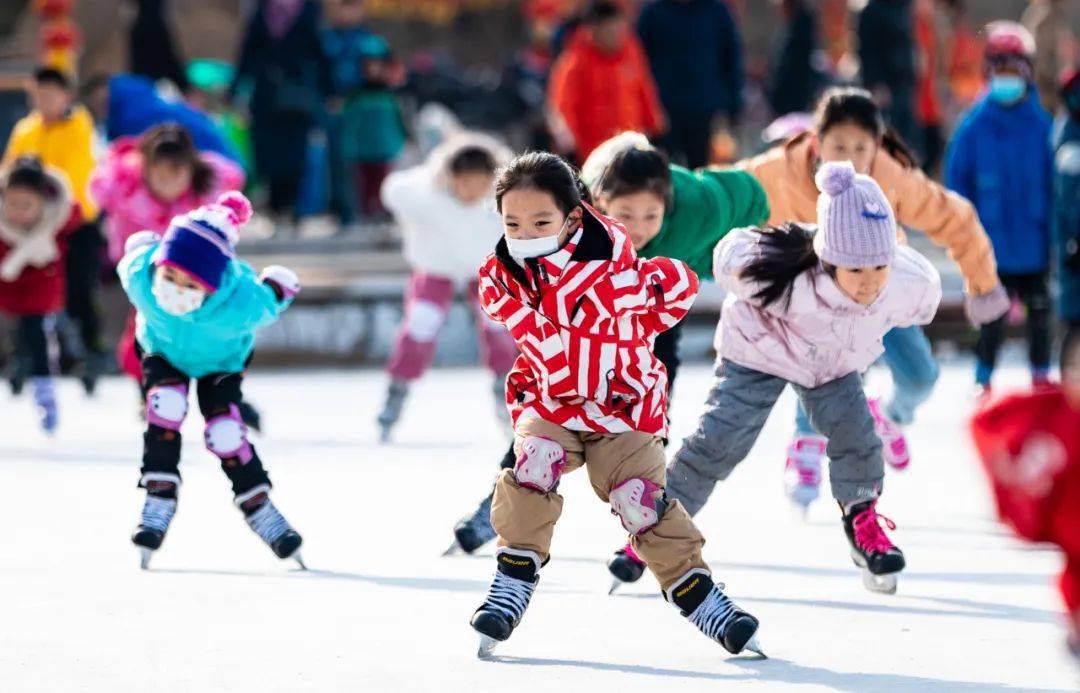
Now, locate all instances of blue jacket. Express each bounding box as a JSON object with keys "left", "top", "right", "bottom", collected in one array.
[
  {"left": 118, "top": 244, "right": 290, "bottom": 377},
  {"left": 106, "top": 75, "right": 238, "bottom": 163},
  {"left": 945, "top": 89, "right": 1054, "bottom": 275},
  {"left": 1053, "top": 114, "right": 1080, "bottom": 320},
  {"left": 637, "top": 0, "right": 743, "bottom": 122}
]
